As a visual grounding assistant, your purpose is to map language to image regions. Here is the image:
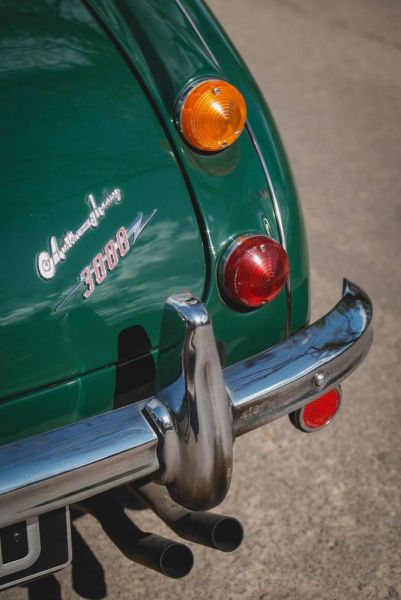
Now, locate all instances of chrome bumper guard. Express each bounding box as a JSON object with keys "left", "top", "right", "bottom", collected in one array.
[{"left": 0, "top": 280, "right": 372, "bottom": 527}]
